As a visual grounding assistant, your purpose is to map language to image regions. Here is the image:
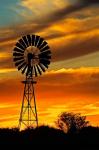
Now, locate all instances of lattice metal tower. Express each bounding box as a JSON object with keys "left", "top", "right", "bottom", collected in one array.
[{"left": 13, "top": 34, "right": 51, "bottom": 129}]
